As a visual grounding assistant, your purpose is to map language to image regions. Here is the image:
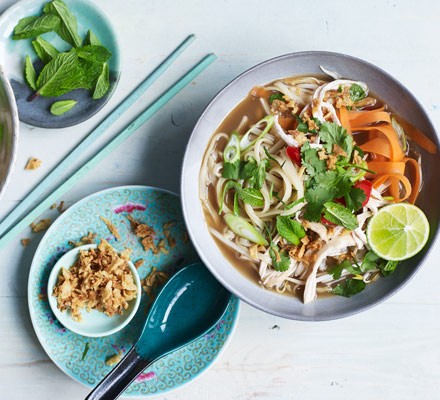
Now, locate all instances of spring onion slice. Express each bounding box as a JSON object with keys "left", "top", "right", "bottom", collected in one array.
[
  {"left": 240, "top": 115, "right": 274, "bottom": 151},
  {"left": 224, "top": 214, "right": 268, "bottom": 245}
]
